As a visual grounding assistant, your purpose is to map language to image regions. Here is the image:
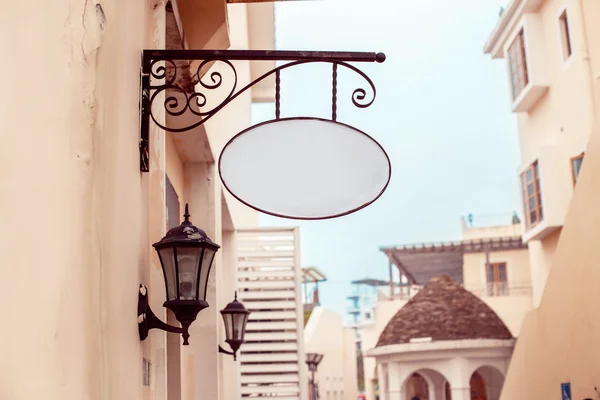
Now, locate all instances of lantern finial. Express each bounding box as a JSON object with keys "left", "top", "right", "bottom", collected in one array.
[
  {"left": 235, "top": 291, "right": 238, "bottom": 301},
  {"left": 184, "top": 203, "right": 190, "bottom": 222}
]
